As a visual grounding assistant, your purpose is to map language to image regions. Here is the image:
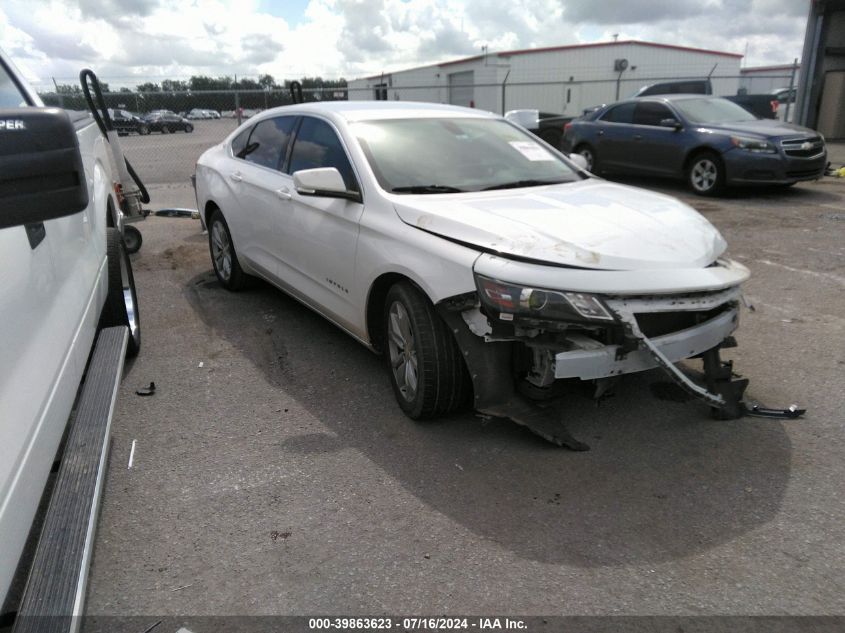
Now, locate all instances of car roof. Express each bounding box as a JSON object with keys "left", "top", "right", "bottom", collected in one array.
[{"left": 252, "top": 100, "right": 498, "bottom": 123}]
